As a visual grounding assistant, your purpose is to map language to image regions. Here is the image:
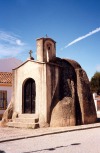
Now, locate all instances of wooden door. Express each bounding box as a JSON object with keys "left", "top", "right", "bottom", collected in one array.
[{"left": 24, "top": 78, "right": 35, "bottom": 113}]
